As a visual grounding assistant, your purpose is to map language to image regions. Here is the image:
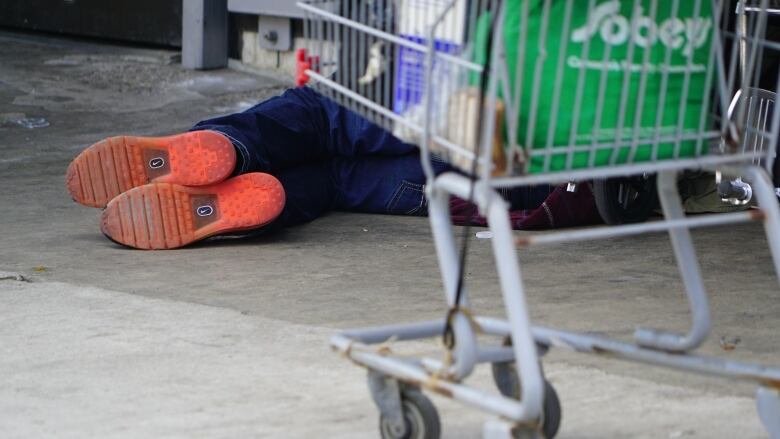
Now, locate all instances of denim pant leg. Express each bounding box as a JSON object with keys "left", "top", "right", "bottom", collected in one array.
[
  {"left": 331, "top": 153, "right": 451, "bottom": 215},
  {"left": 191, "top": 87, "right": 417, "bottom": 174},
  {"left": 271, "top": 161, "right": 337, "bottom": 228}
]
